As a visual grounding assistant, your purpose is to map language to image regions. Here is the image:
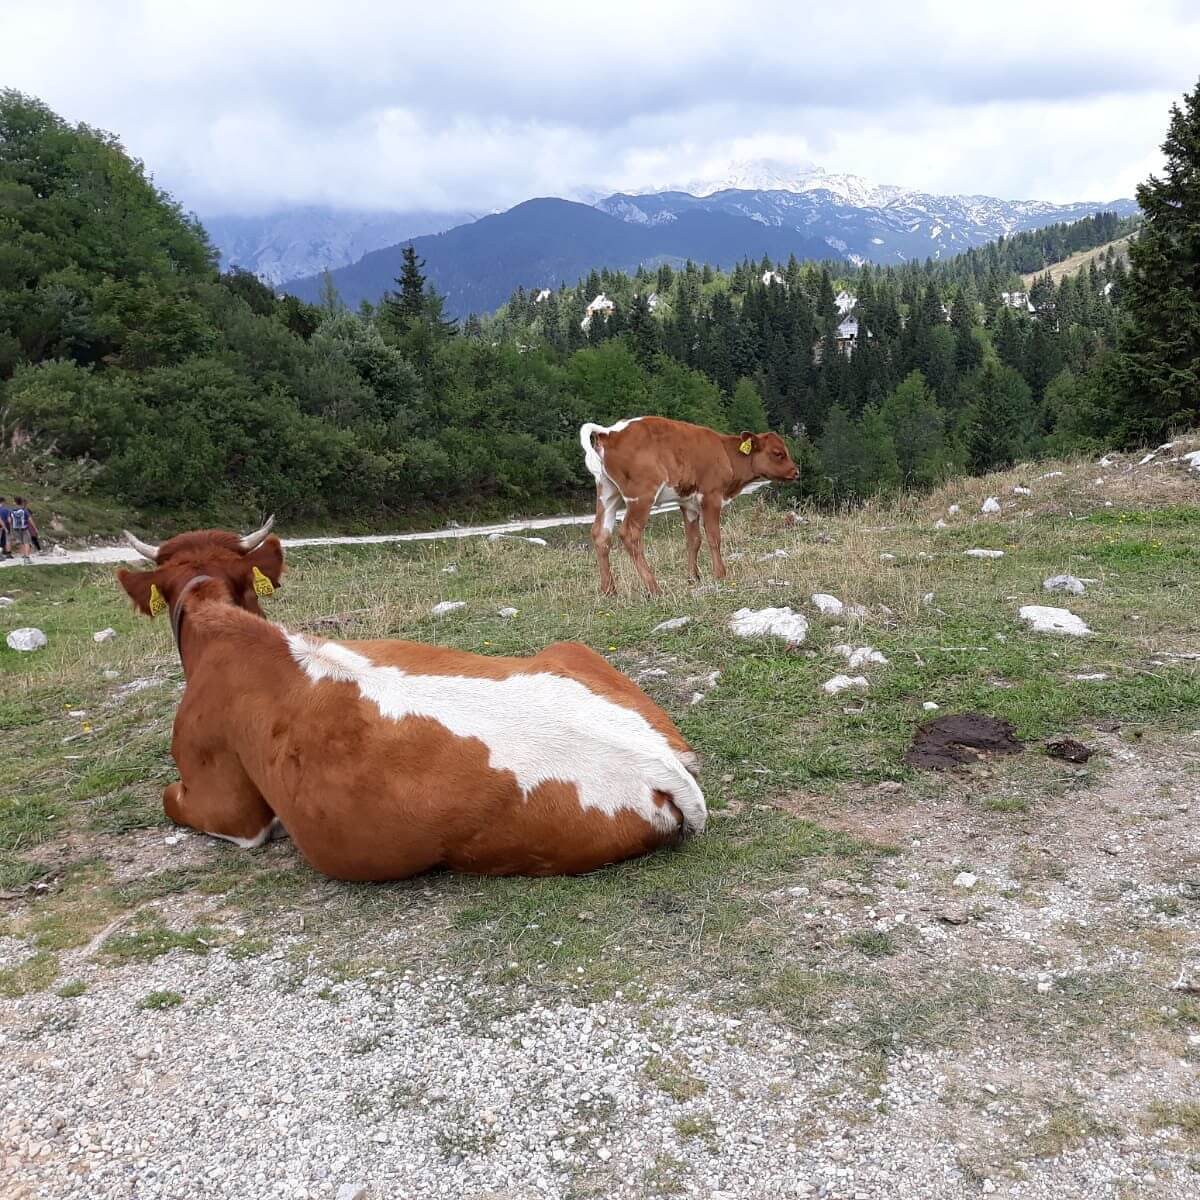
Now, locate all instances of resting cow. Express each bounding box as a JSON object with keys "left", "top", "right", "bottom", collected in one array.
[
  {"left": 579, "top": 416, "right": 799, "bottom": 594},
  {"left": 117, "top": 521, "right": 706, "bottom": 881}
]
